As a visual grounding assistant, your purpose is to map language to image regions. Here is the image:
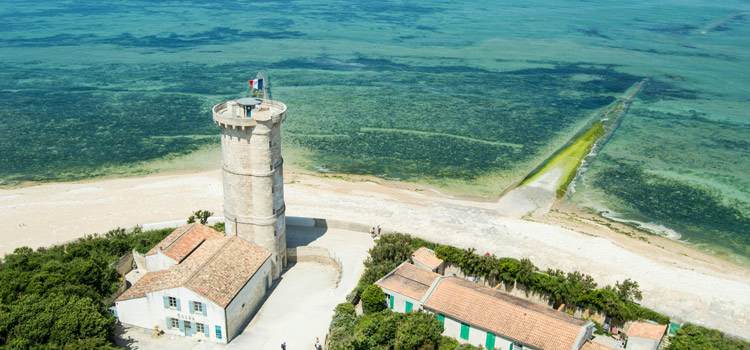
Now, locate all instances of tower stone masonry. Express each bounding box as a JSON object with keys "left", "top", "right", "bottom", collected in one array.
[{"left": 212, "top": 97, "right": 287, "bottom": 279}]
